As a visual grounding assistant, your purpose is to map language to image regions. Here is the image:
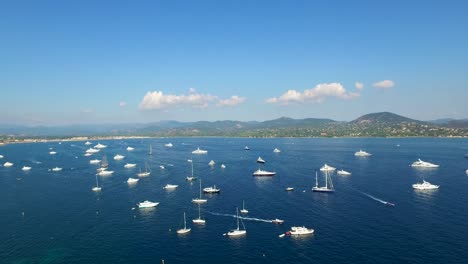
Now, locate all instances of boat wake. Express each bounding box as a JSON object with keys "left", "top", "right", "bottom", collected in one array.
[
  {"left": 359, "top": 191, "right": 395, "bottom": 206},
  {"left": 207, "top": 212, "right": 272, "bottom": 223}
]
